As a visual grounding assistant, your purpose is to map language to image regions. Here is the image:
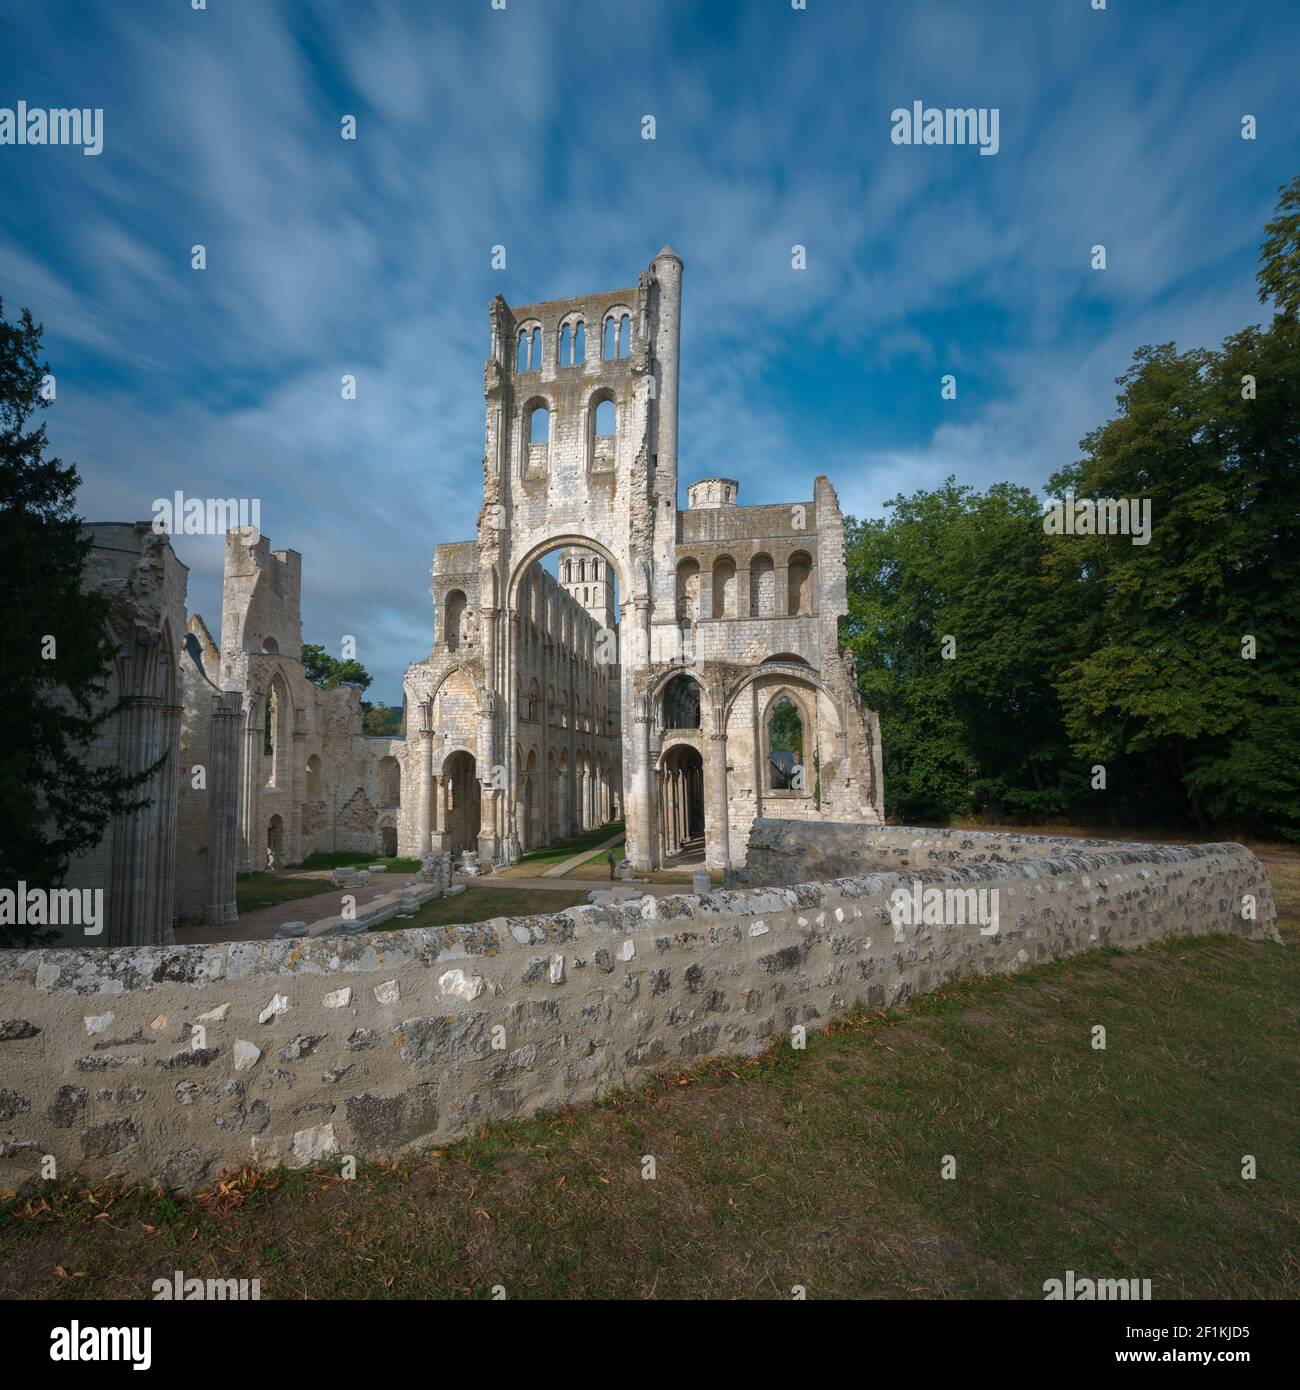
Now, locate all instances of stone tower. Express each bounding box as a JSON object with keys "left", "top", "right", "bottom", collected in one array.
[
  {"left": 557, "top": 545, "right": 616, "bottom": 632},
  {"left": 402, "top": 247, "right": 882, "bottom": 873}
]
